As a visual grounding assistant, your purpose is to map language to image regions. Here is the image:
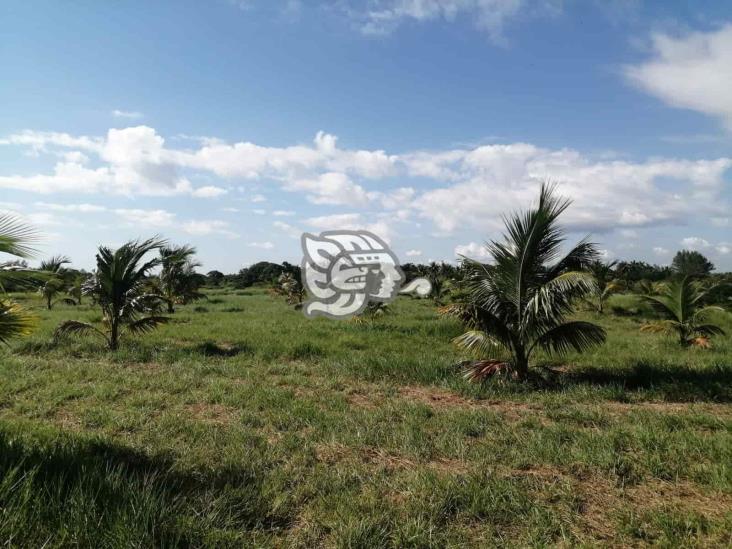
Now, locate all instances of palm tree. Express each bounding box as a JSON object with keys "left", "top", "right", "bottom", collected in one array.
[
  {"left": 157, "top": 244, "right": 204, "bottom": 313},
  {"left": 39, "top": 277, "right": 77, "bottom": 310},
  {"left": 54, "top": 237, "right": 169, "bottom": 350},
  {"left": 0, "top": 213, "right": 38, "bottom": 343},
  {"left": 450, "top": 184, "right": 606, "bottom": 381},
  {"left": 586, "top": 260, "right": 624, "bottom": 313},
  {"left": 634, "top": 279, "right": 668, "bottom": 296},
  {"left": 39, "top": 255, "right": 71, "bottom": 273},
  {"left": 640, "top": 276, "right": 727, "bottom": 347},
  {"left": 37, "top": 255, "right": 77, "bottom": 309}
]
